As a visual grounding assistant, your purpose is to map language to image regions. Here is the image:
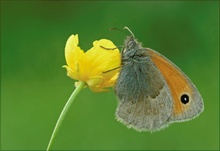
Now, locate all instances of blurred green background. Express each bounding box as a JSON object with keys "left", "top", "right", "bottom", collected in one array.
[{"left": 1, "top": 1, "right": 219, "bottom": 150}]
